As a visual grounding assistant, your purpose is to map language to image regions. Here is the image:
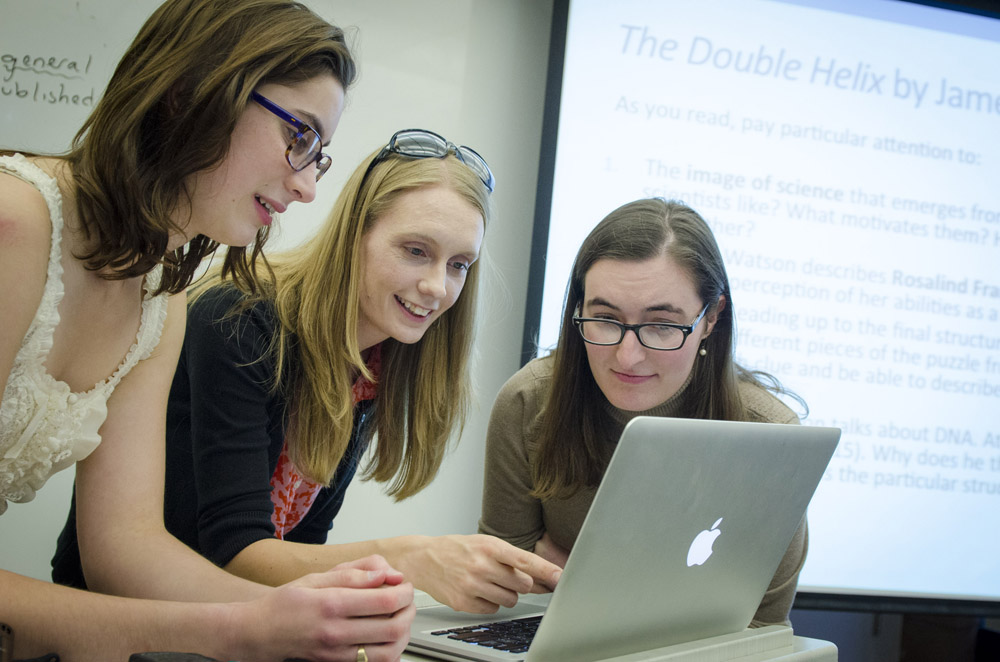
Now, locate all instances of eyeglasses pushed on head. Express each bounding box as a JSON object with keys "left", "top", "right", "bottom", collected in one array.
[
  {"left": 251, "top": 91, "right": 332, "bottom": 182},
  {"left": 362, "top": 128, "right": 495, "bottom": 193}
]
